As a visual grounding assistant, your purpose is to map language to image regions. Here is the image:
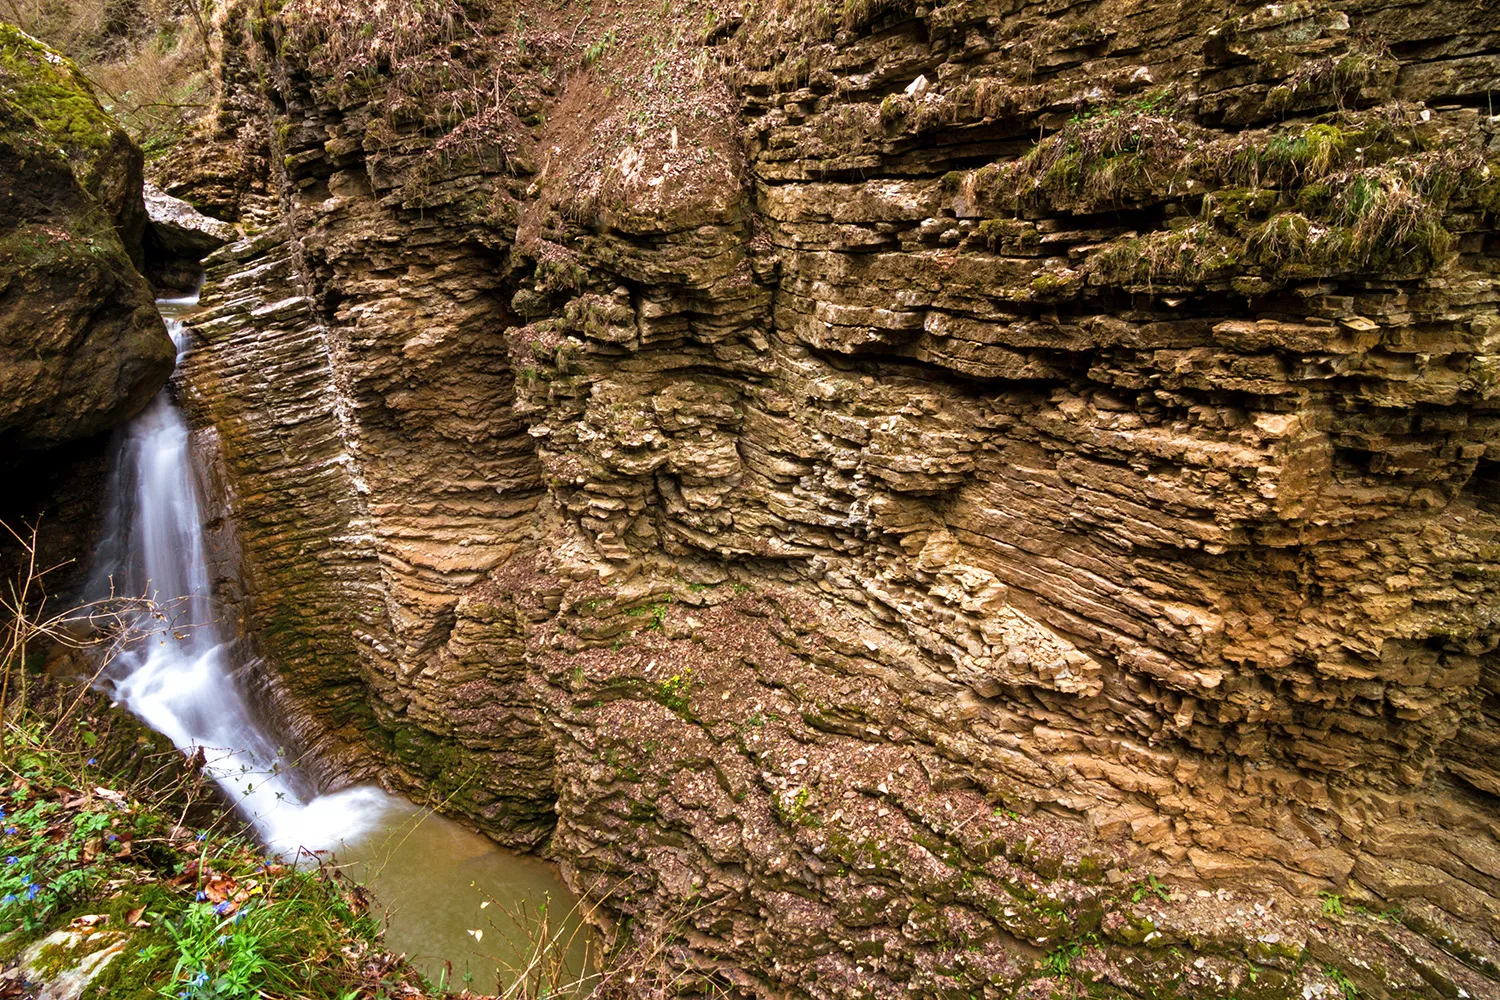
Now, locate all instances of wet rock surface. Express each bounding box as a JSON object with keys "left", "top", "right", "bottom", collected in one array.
[{"left": 171, "top": 0, "right": 1499, "bottom": 995}]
